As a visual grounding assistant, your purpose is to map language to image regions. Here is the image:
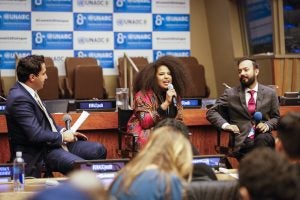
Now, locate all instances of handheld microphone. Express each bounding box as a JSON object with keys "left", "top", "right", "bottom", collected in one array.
[
  {"left": 63, "top": 114, "right": 72, "bottom": 130},
  {"left": 167, "top": 83, "right": 177, "bottom": 107},
  {"left": 253, "top": 112, "right": 262, "bottom": 126}
]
